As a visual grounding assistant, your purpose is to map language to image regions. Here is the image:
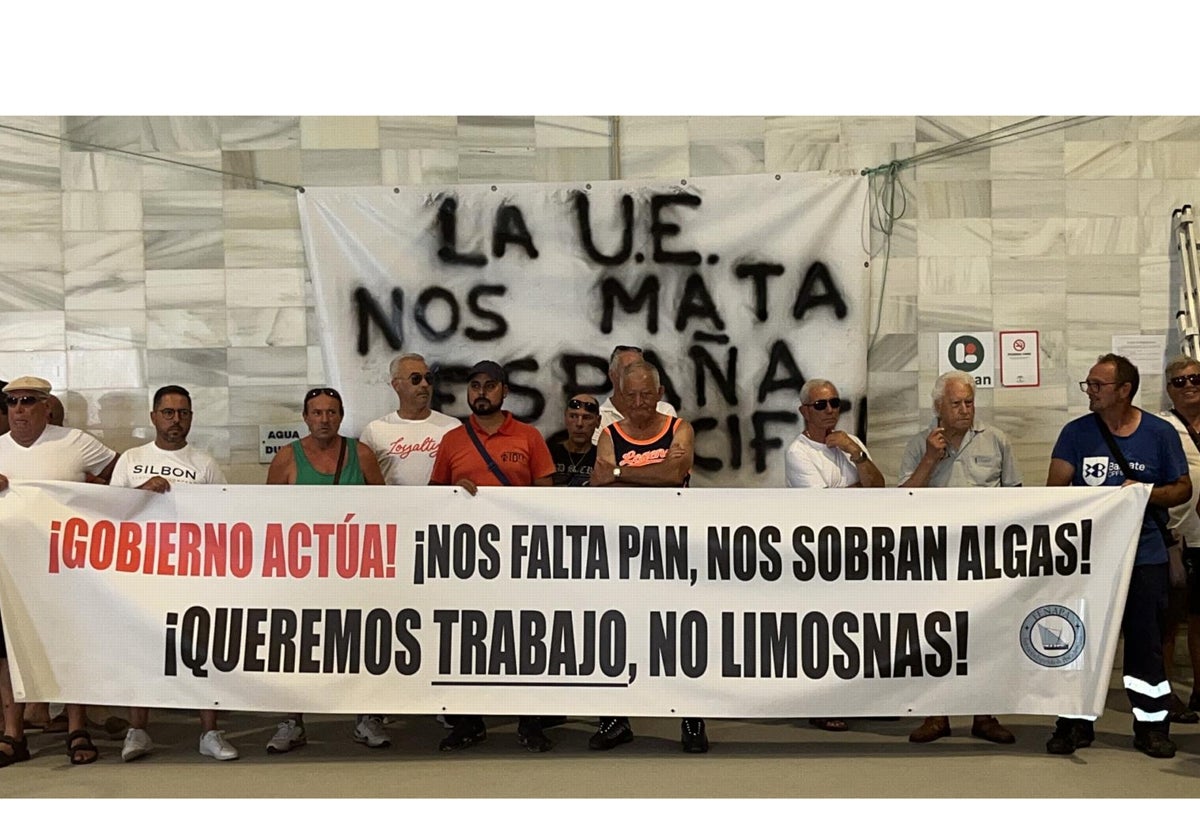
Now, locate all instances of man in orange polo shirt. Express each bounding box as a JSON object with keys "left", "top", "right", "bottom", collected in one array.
[{"left": 429, "top": 359, "right": 556, "bottom": 753}]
